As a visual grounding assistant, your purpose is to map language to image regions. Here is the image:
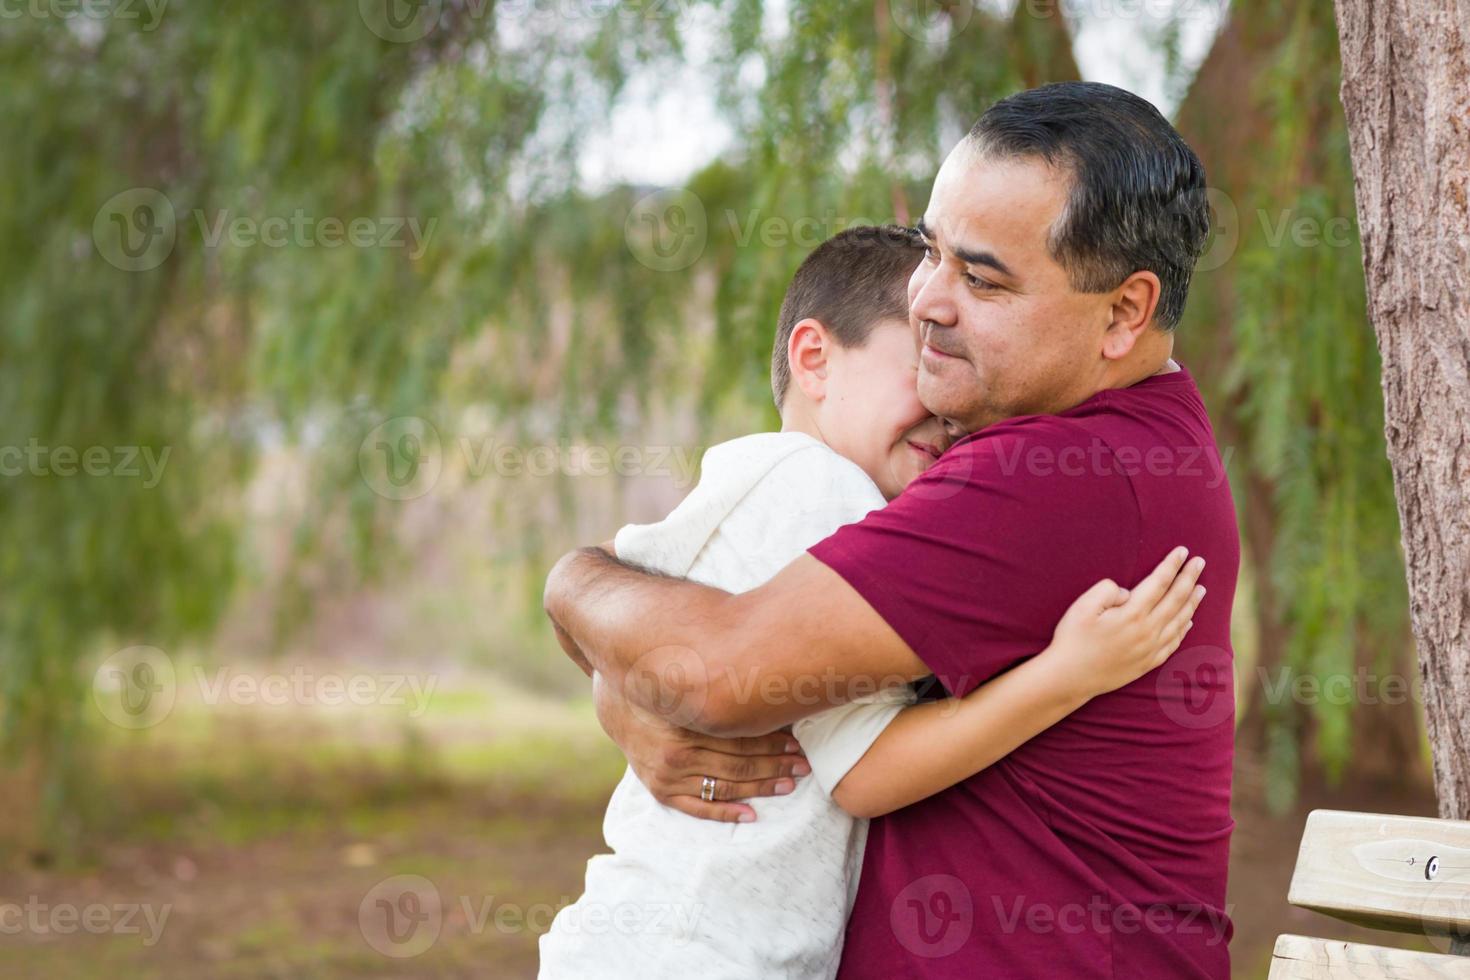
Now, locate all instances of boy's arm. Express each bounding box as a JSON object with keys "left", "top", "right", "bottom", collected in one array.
[{"left": 829, "top": 551, "right": 1207, "bottom": 818}]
